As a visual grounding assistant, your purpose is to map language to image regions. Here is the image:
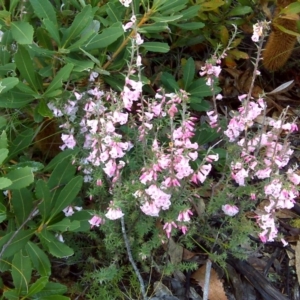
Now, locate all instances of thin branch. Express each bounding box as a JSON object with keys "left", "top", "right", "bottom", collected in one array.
[
  {"left": 121, "top": 216, "right": 147, "bottom": 300},
  {"left": 203, "top": 259, "right": 212, "bottom": 300}
]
